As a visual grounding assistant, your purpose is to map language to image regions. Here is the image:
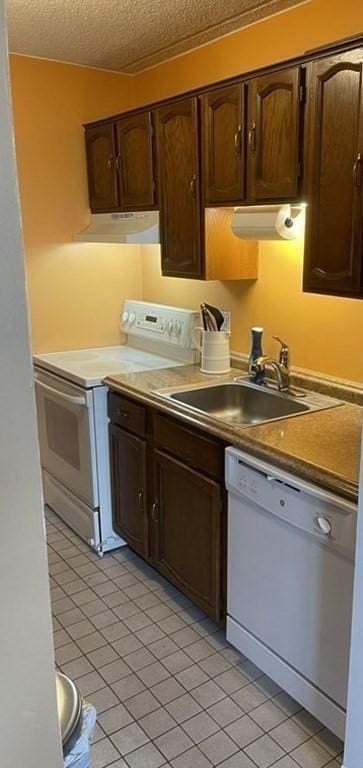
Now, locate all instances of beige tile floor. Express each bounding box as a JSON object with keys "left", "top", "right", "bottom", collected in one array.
[{"left": 47, "top": 508, "right": 344, "bottom": 768}]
